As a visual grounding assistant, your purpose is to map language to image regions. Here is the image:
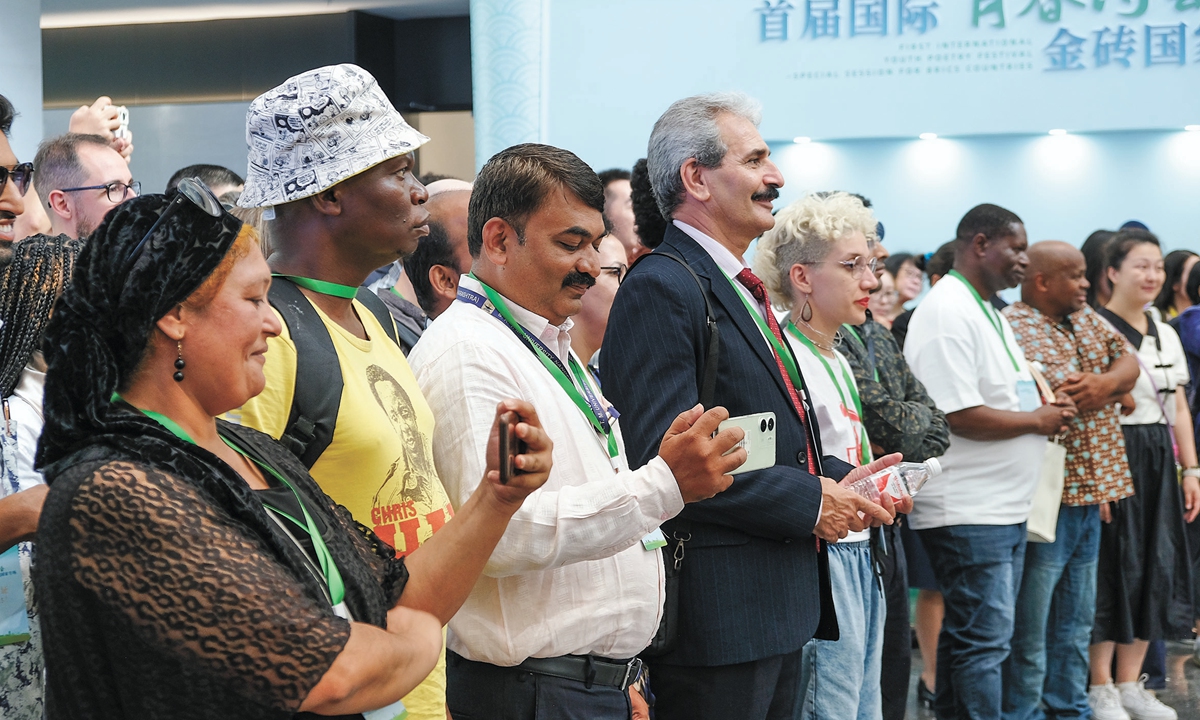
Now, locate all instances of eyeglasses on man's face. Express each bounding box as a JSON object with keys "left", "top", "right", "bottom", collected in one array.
[
  {"left": 602, "top": 263, "right": 629, "bottom": 284},
  {"left": 0, "top": 163, "right": 34, "bottom": 197},
  {"left": 60, "top": 179, "right": 142, "bottom": 204}
]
